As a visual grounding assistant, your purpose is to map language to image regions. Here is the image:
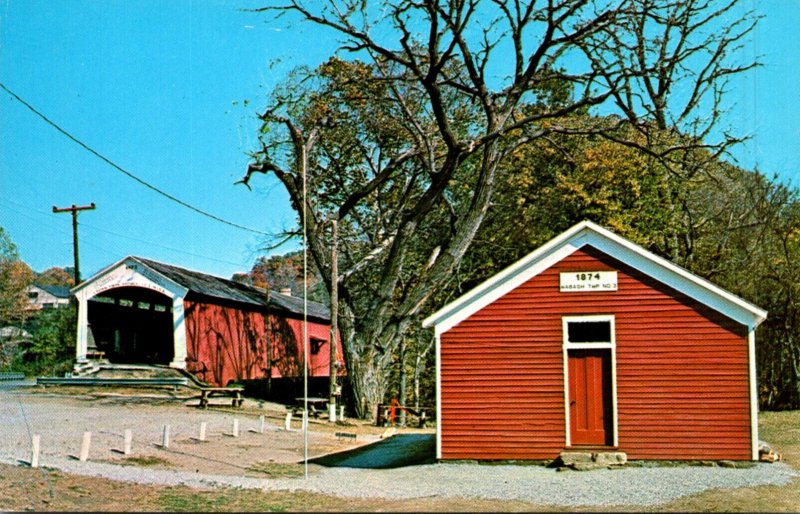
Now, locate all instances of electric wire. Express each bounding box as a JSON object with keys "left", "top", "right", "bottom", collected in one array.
[
  {"left": 0, "top": 198, "right": 250, "bottom": 269},
  {"left": 0, "top": 82, "right": 268, "bottom": 236}
]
